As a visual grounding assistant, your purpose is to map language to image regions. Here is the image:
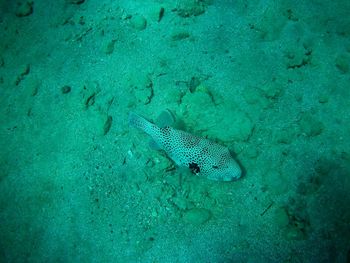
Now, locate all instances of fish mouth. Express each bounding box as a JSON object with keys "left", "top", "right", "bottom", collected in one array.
[{"left": 222, "top": 170, "right": 242, "bottom": 182}]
